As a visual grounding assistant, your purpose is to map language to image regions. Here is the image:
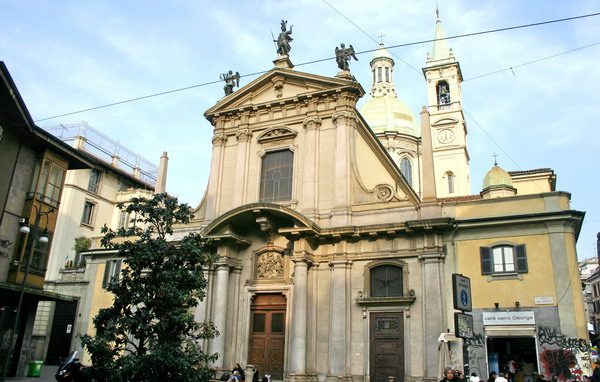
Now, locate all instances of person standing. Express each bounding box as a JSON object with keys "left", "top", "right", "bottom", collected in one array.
[
  {"left": 496, "top": 373, "right": 509, "bottom": 382},
  {"left": 441, "top": 368, "right": 456, "bottom": 382}
]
